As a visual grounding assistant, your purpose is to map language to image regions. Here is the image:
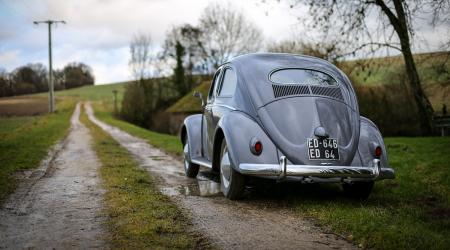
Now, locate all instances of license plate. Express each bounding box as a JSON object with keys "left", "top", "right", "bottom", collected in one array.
[{"left": 307, "top": 138, "right": 339, "bottom": 160}]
